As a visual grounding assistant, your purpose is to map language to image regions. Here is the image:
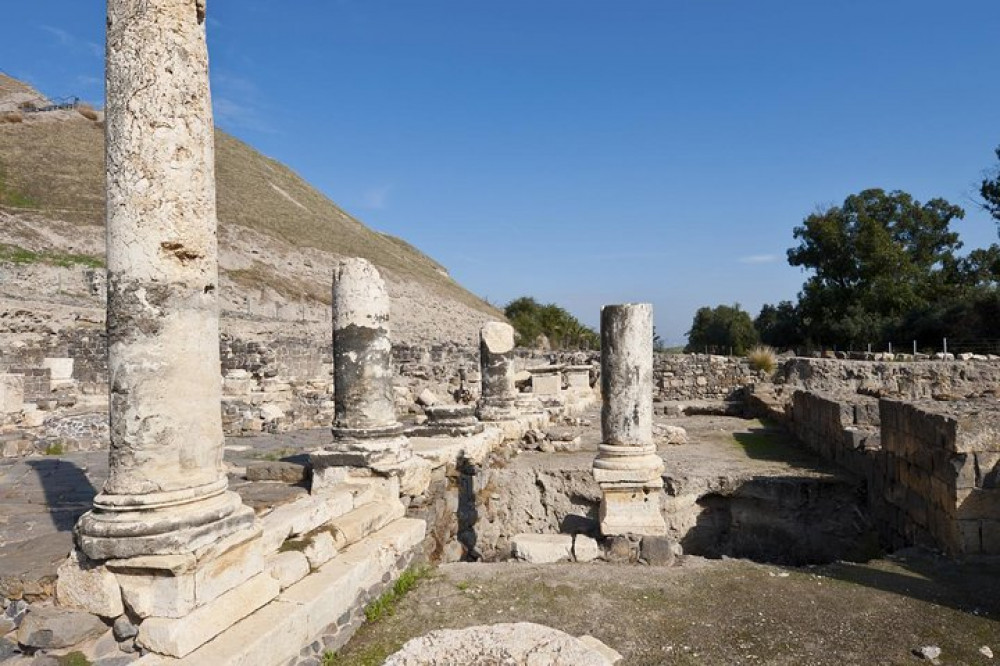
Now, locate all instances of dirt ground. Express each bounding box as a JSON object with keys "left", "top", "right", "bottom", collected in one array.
[{"left": 332, "top": 554, "right": 1000, "bottom": 666}]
